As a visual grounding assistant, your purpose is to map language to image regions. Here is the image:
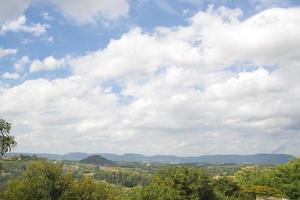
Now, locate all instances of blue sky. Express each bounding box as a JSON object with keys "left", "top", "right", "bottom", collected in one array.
[
  {"left": 1, "top": 0, "right": 299, "bottom": 67},
  {"left": 0, "top": 0, "right": 300, "bottom": 156}
]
